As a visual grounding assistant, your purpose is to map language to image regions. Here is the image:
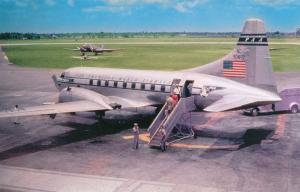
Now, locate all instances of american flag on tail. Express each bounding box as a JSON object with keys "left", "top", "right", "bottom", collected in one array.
[{"left": 223, "top": 60, "right": 246, "bottom": 78}]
